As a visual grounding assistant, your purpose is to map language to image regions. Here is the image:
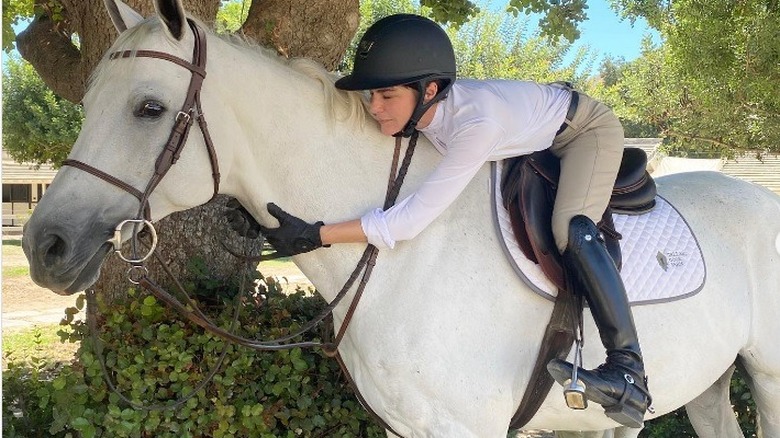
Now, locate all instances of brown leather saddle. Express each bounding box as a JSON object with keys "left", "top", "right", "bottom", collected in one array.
[{"left": 501, "top": 147, "right": 657, "bottom": 291}]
